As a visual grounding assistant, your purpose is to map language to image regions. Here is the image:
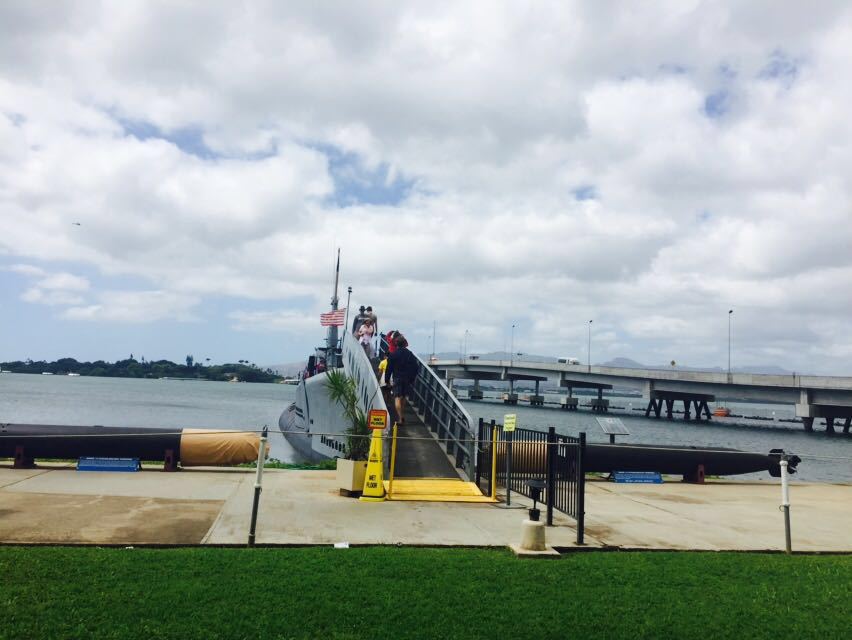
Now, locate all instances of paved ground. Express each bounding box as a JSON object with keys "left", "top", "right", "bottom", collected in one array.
[{"left": 1, "top": 464, "right": 850, "bottom": 551}]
